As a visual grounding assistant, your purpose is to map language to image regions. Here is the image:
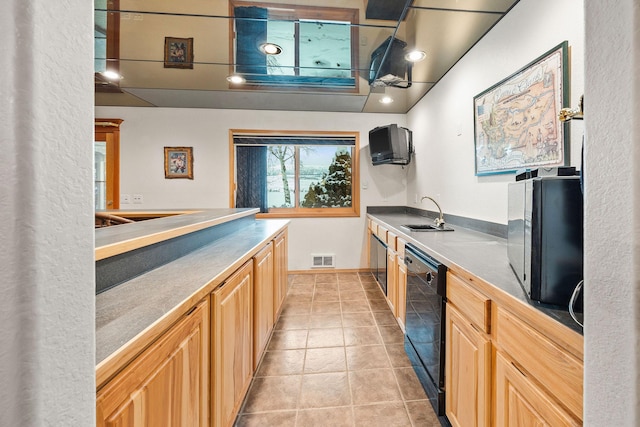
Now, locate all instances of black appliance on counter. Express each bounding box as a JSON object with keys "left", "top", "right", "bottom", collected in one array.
[
  {"left": 404, "top": 244, "right": 450, "bottom": 424},
  {"left": 369, "top": 233, "right": 387, "bottom": 295},
  {"left": 508, "top": 168, "right": 584, "bottom": 310}
]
